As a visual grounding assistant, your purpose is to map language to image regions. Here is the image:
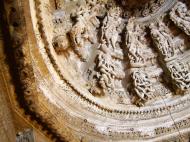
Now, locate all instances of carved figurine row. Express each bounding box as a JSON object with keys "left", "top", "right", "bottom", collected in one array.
[
  {"left": 125, "top": 20, "right": 155, "bottom": 105},
  {"left": 51, "top": 2, "right": 190, "bottom": 105},
  {"left": 149, "top": 20, "right": 190, "bottom": 93},
  {"left": 90, "top": 7, "right": 125, "bottom": 95},
  {"left": 69, "top": 6, "right": 125, "bottom": 61}
]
